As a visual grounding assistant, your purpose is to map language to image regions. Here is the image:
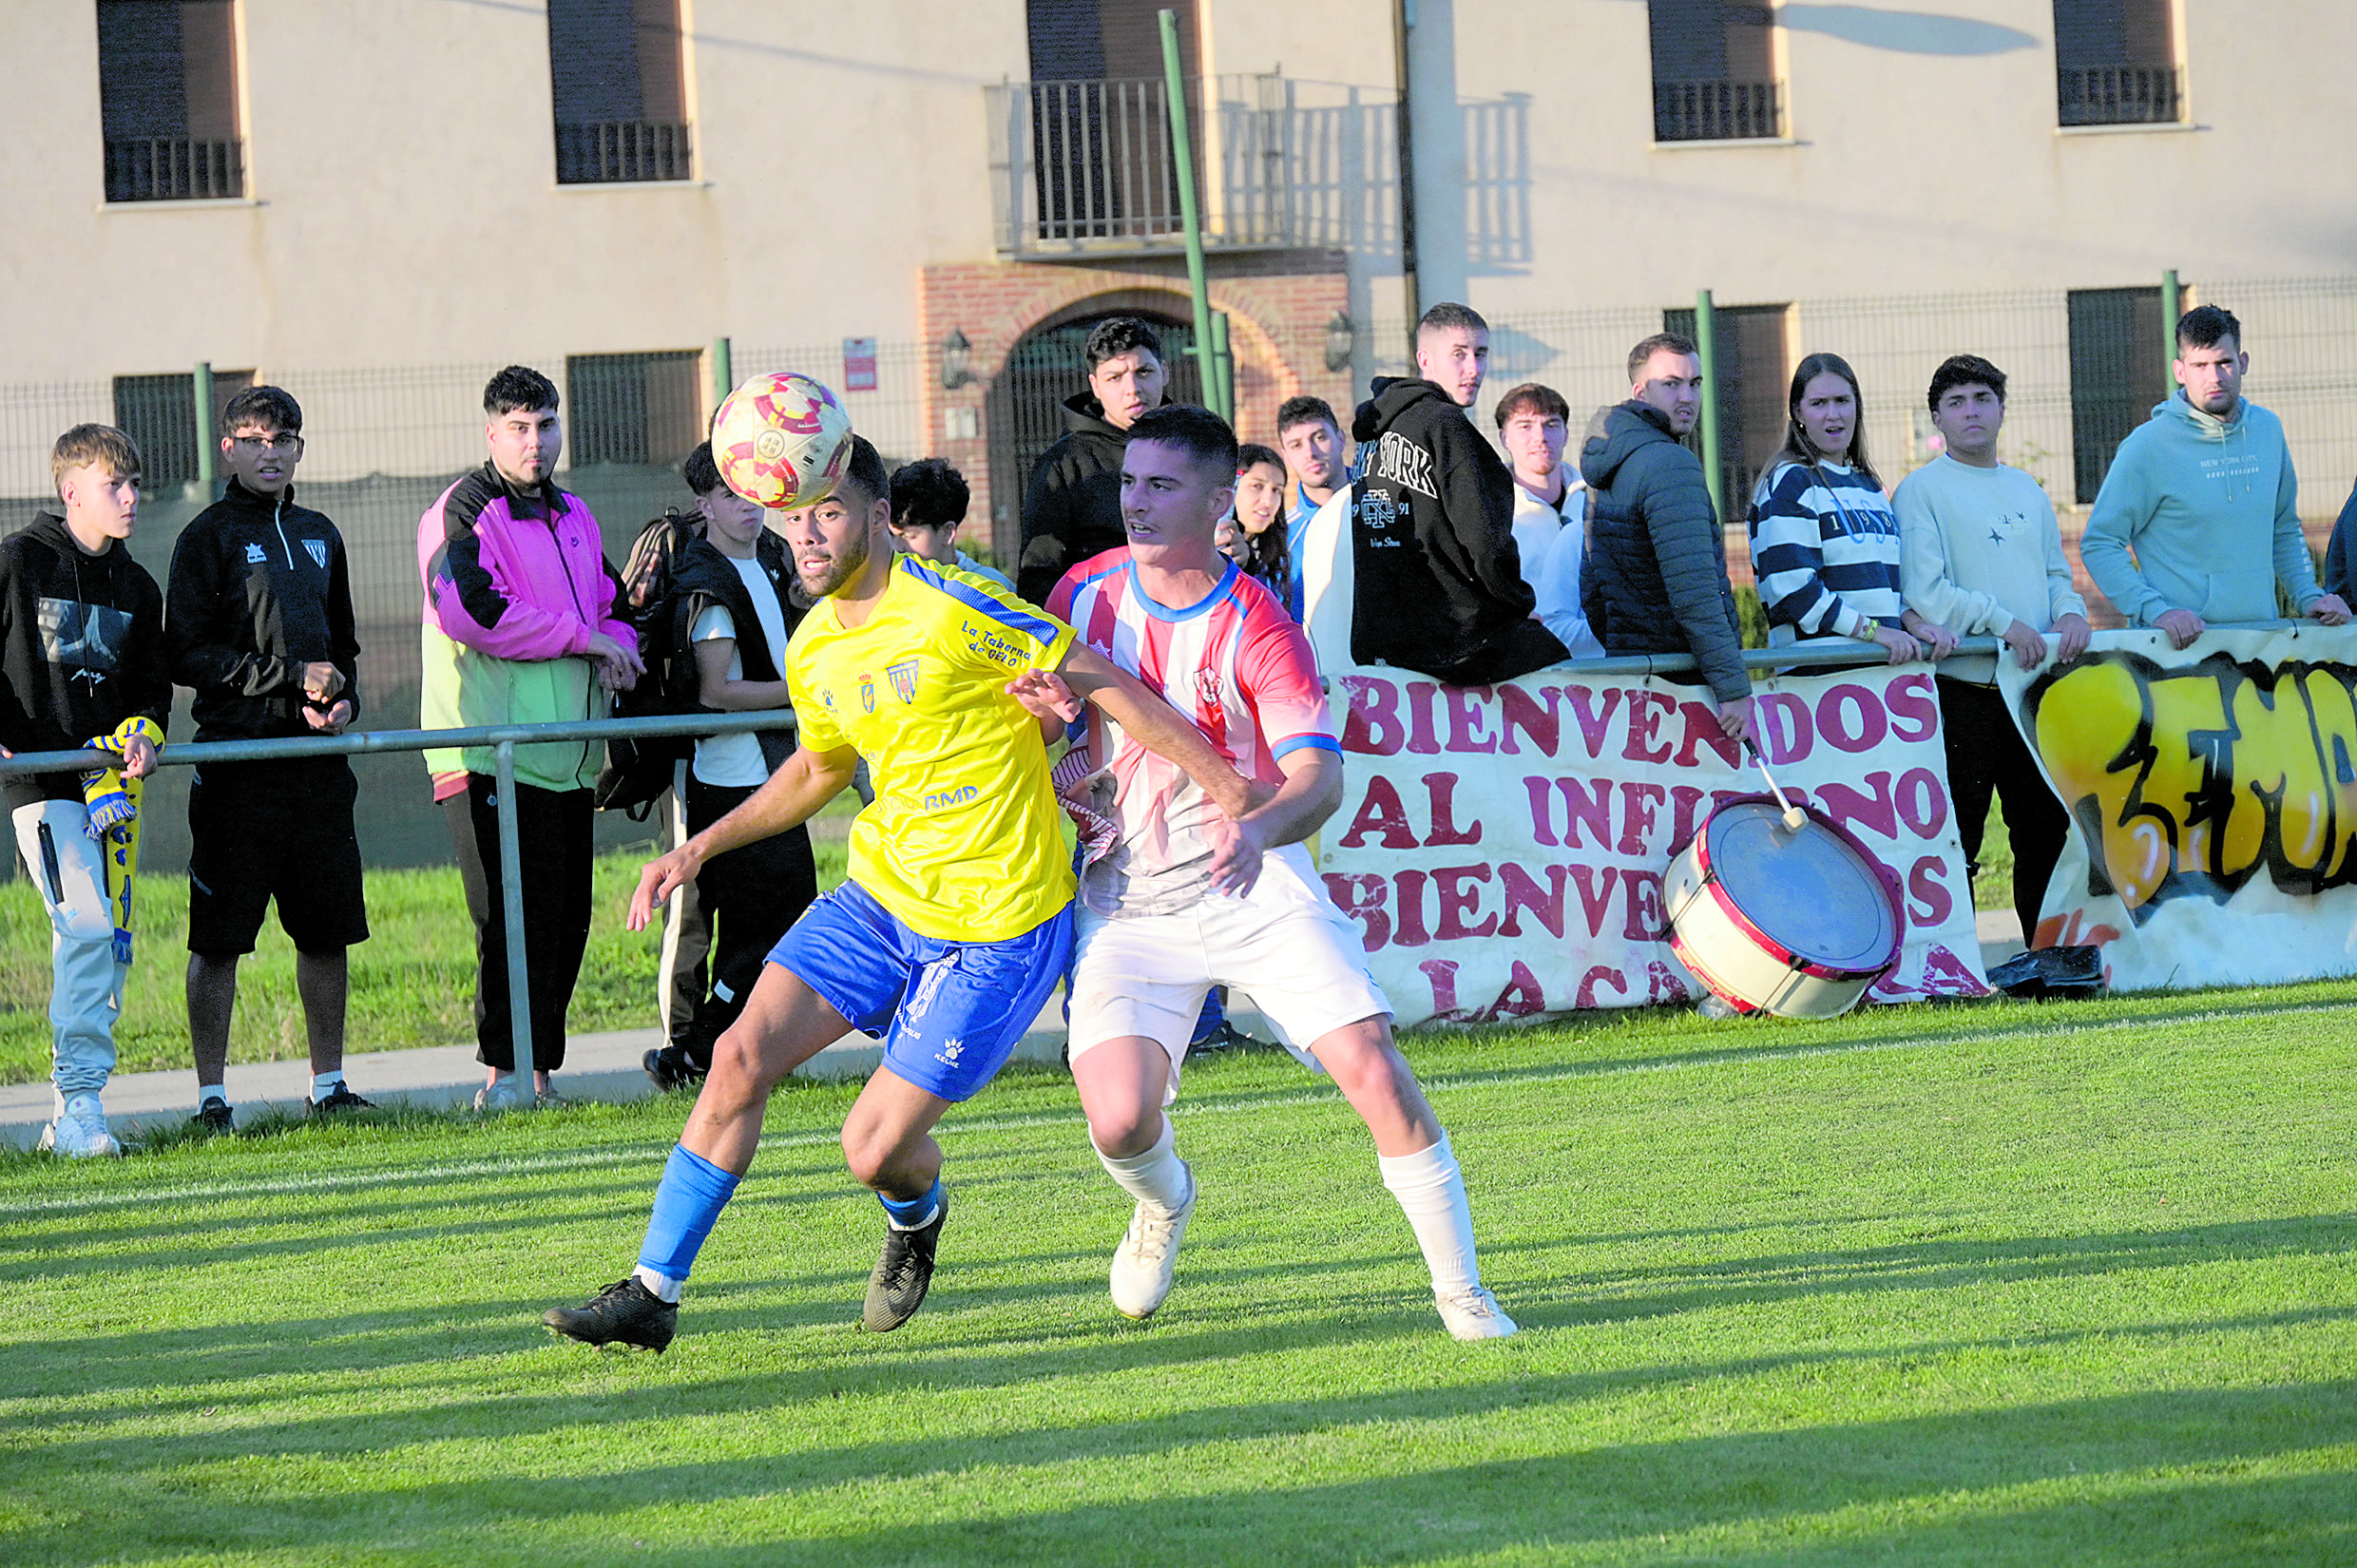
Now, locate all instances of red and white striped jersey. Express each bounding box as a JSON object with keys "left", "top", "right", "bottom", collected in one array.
[{"left": 1050, "top": 548, "right": 1338, "bottom": 914}]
